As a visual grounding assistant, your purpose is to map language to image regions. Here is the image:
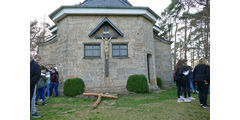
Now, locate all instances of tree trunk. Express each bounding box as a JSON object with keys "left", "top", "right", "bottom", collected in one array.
[
  {"left": 184, "top": 5, "right": 190, "bottom": 60},
  {"left": 191, "top": 39, "right": 195, "bottom": 67},
  {"left": 173, "top": 22, "right": 178, "bottom": 71},
  {"left": 198, "top": 23, "right": 204, "bottom": 60},
  {"left": 197, "top": 37, "right": 200, "bottom": 60},
  {"left": 206, "top": 23, "right": 210, "bottom": 63},
  {"left": 192, "top": 48, "right": 195, "bottom": 67},
  {"left": 184, "top": 20, "right": 188, "bottom": 60},
  {"left": 173, "top": 8, "right": 181, "bottom": 70},
  {"left": 204, "top": 0, "right": 210, "bottom": 62},
  {"left": 180, "top": 38, "right": 182, "bottom": 59}
]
